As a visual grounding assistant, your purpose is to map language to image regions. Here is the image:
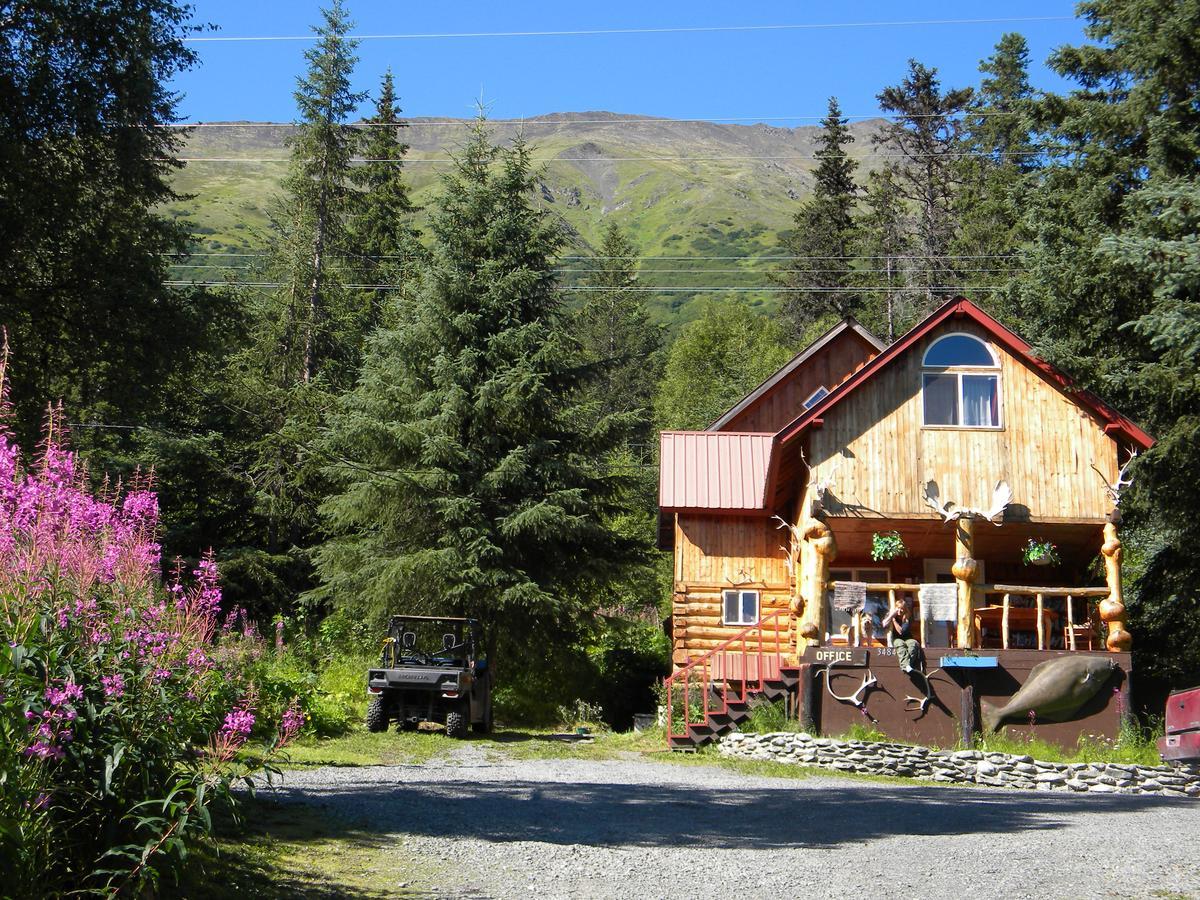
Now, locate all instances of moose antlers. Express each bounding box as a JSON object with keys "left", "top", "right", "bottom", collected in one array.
[{"left": 923, "top": 479, "right": 1012, "bottom": 525}]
